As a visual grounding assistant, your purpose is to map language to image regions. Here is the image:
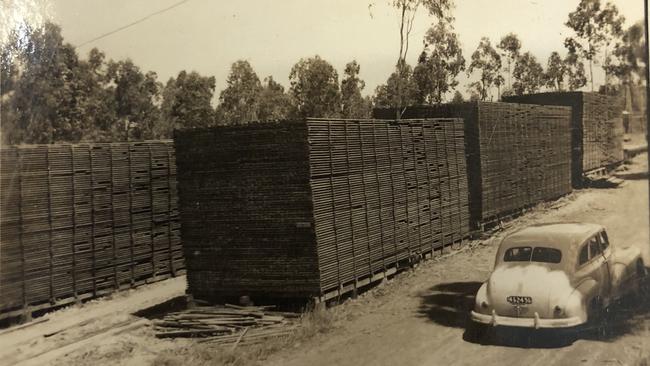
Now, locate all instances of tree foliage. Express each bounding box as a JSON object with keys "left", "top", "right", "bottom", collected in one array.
[
  {"left": 1, "top": 21, "right": 221, "bottom": 144},
  {"left": 289, "top": 56, "right": 341, "bottom": 118},
  {"left": 451, "top": 90, "right": 463, "bottom": 103},
  {"left": 512, "top": 52, "right": 544, "bottom": 95},
  {"left": 257, "top": 76, "right": 293, "bottom": 121},
  {"left": 392, "top": 0, "right": 454, "bottom": 65},
  {"left": 218, "top": 60, "right": 262, "bottom": 124},
  {"left": 605, "top": 20, "right": 646, "bottom": 85},
  {"left": 564, "top": 0, "right": 625, "bottom": 91},
  {"left": 160, "top": 71, "right": 216, "bottom": 135},
  {"left": 497, "top": 33, "right": 521, "bottom": 88},
  {"left": 564, "top": 51, "right": 589, "bottom": 91},
  {"left": 106, "top": 59, "right": 161, "bottom": 140},
  {"left": 374, "top": 61, "right": 419, "bottom": 108},
  {"left": 412, "top": 21, "right": 465, "bottom": 104},
  {"left": 544, "top": 51, "right": 566, "bottom": 91},
  {"left": 340, "top": 60, "right": 369, "bottom": 118},
  {"left": 467, "top": 37, "right": 503, "bottom": 101},
  {"left": 0, "top": 23, "right": 116, "bottom": 144}
]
